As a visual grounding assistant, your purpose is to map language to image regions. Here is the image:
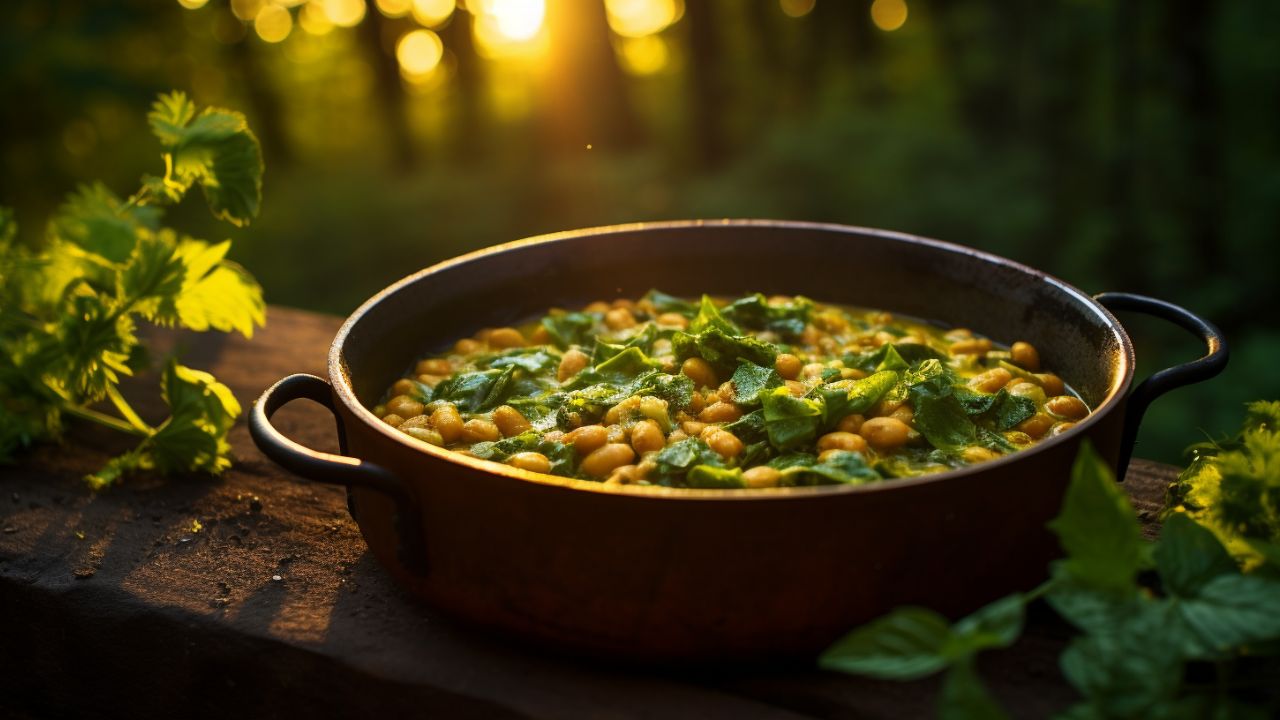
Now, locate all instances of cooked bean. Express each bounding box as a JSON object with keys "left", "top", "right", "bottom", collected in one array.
[
  {"left": 962, "top": 446, "right": 1001, "bottom": 463},
  {"left": 381, "top": 413, "right": 405, "bottom": 428},
  {"left": 460, "top": 419, "right": 501, "bottom": 443},
  {"left": 681, "top": 420, "right": 707, "bottom": 436},
  {"left": 698, "top": 401, "right": 742, "bottom": 423},
  {"left": 581, "top": 443, "right": 637, "bottom": 478},
  {"left": 836, "top": 414, "right": 866, "bottom": 434},
  {"left": 687, "top": 392, "right": 707, "bottom": 414},
  {"left": 454, "top": 338, "right": 482, "bottom": 354},
  {"left": 818, "top": 448, "right": 850, "bottom": 463},
  {"left": 1036, "top": 373, "right": 1065, "bottom": 396},
  {"left": 392, "top": 378, "right": 417, "bottom": 396},
  {"left": 386, "top": 395, "right": 425, "bottom": 419},
  {"left": 870, "top": 396, "right": 905, "bottom": 418},
  {"left": 666, "top": 429, "right": 689, "bottom": 444},
  {"left": 785, "top": 380, "right": 808, "bottom": 397},
  {"left": 840, "top": 368, "right": 867, "bottom": 380},
  {"left": 488, "top": 327, "right": 525, "bottom": 349},
  {"left": 603, "top": 464, "right": 640, "bottom": 486},
  {"left": 416, "top": 374, "right": 446, "bottom": 387},
  {"left": 431, "top": 404, "right": 464, "bottom": 443},
  {"left": 604, "top": 307, "right": 637, "bottom": 330},
  {"left": 403, "top": 426, "right": 444, "bottom": 446},
  {"left": 742, "top": 466, "right": 782, "bottom": 488},
  {"left": 1045, "top": 395, "right": 1088, "bottom": 420},
  {"left": 1050, "top": 421, "right": 1077, "bottom": 437},
  {"left": 860, "top": 417, "right": 911, "bottom": 450},
  {"left": 657, "top": 312, "right": 689, "bottom": 329},
  {"left": 889, "top": 405, "right": 915, "bottom": 427},
  {"left": 564, "top": 425, "right": 609, "bottom": 455},
  {"left": 604, "top": 396, "right": 642, "bottom": 426},
  {"left": 802, "top": 362, "right": 826, "bottom": 379},
  {"left": 416, "top": 358, "right": 452, "bottom": 376},
  {"left": 630, "top": 419, "right": 665, "bottom": 454},
  {"left": 1008, "top": 381, "right": 1047, "bottom": 406},
  {"left": 951, "top": 338, "right": 992, "bottom": 355},
  {"left": 817, "top": 431, "right": 868, "bottom": 453},
  {"left": 775, "top": 353, "right": 803, "bottom": 380},
  {"left": 1010, "top": 342, "right": 1041, "bottom": 372},
  {"left": 968, "top": 368, "right": 1013, "bottom": 394},
  {"left": 1016, "top": 412, "right": 1055, "bottom": 439},
  {"left": 492, "top": 405, "right": 532, "bottom": 437},
  {"left": 507, "top": 452, "right": 551, "bottom": 473},
  {"left": 583, "top": 301, "right": 611, "bottom": 313},
  {"left": 681, "top": 357, "right": 718, "bottom": 389},
  {"left": 558, "top": 348, "right": 590, "bottom": 382},
  {"left": 705, "top": 429, "right": 744, "bottom": 459},
  {"left": 528, "top": 324, "right": 552, "bottom": 345}
]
